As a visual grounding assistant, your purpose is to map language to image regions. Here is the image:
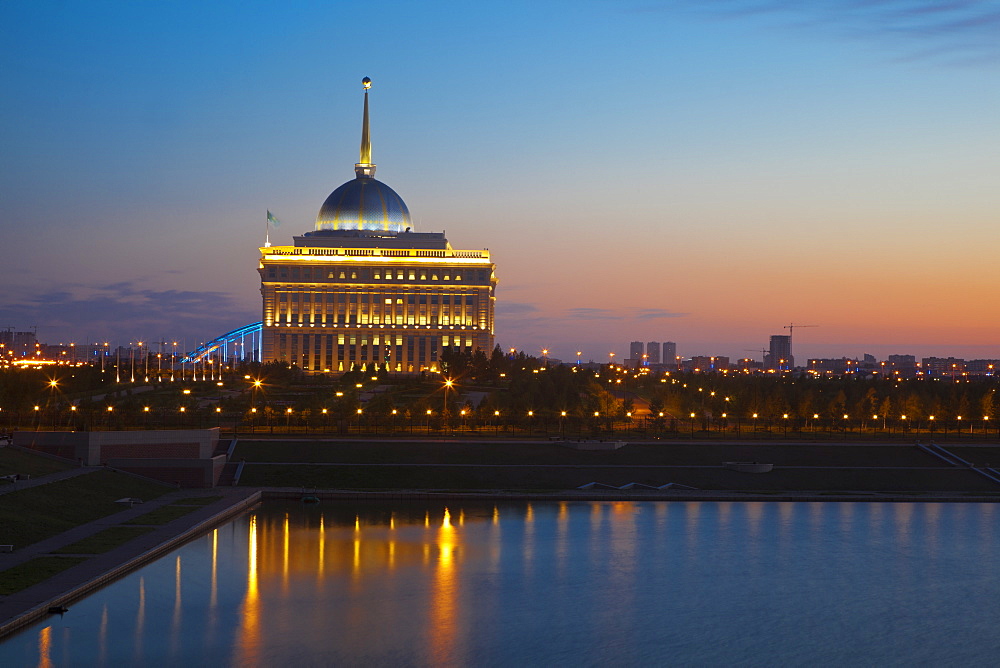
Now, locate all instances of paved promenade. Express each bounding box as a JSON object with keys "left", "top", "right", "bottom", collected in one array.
[{"left": 0, "top": 472, "right": 260, "bottom": 639}]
